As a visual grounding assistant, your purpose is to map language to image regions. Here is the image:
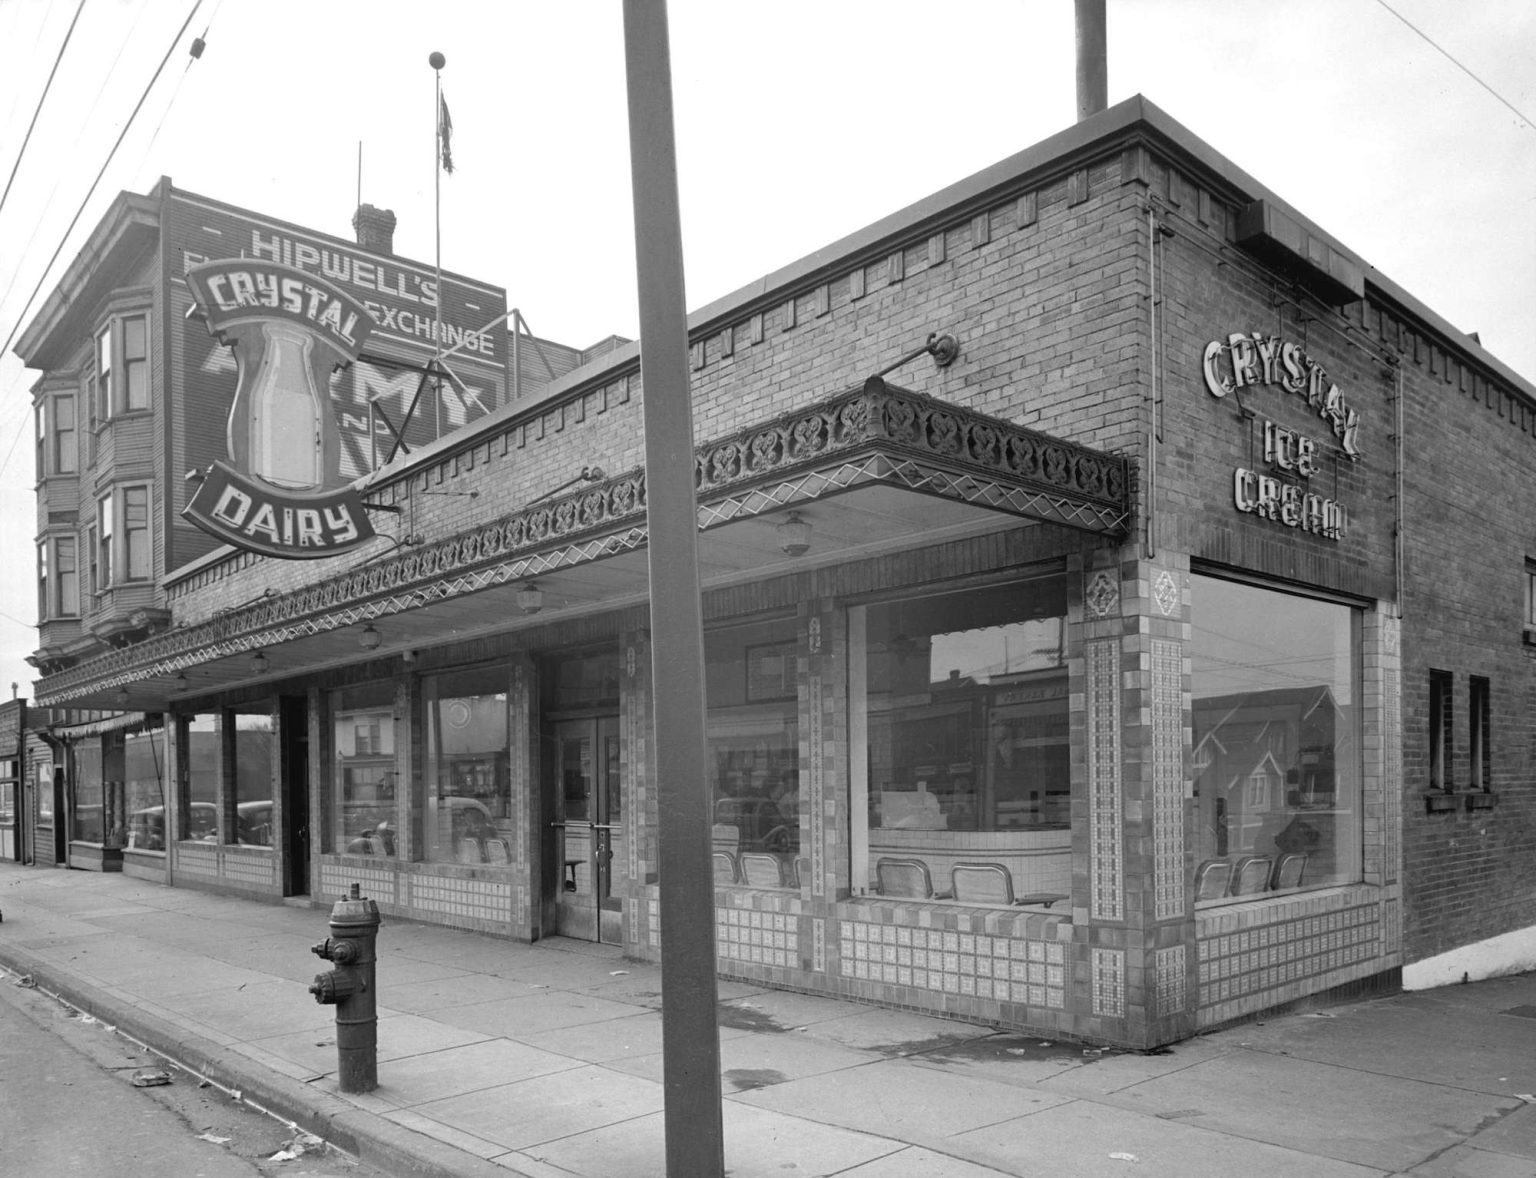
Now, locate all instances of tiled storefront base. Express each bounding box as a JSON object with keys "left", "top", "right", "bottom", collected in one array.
[
  {"left": 172, "top": 842, "right": 277, "bottom": 896},
  {"left": 317, "top": 857, "right": 519, "bottom": 937},
  {"left": 1195, "top": 885, "right": 1398, "bottom": 1030}
]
